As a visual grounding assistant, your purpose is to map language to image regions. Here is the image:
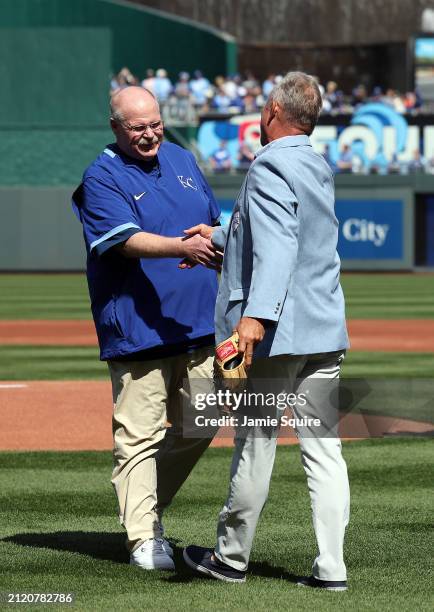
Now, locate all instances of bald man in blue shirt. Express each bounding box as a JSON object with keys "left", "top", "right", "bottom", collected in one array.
[{"left": 73, "top": 87, "right": 221, "bottom": 571}]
